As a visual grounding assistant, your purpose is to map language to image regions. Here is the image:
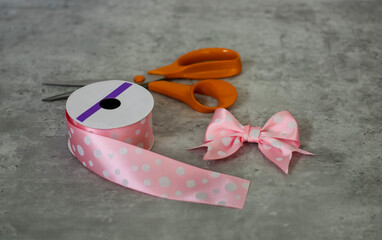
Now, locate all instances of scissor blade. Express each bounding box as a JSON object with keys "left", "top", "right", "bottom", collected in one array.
[
  {"left": 42, "top": 79, "right": 108, "bottom": 87},
  {"left": 139, "top": 74, "right": 166, "bottom": 84},
  {"left": 41, "top": 76, "right": 158, "bottom": 102},
  {"left": 42, "top": 74, "right": 165, "bottom": 87},
  {"left": 42, "top": 91, "right": 74, "bottom": 102}
]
